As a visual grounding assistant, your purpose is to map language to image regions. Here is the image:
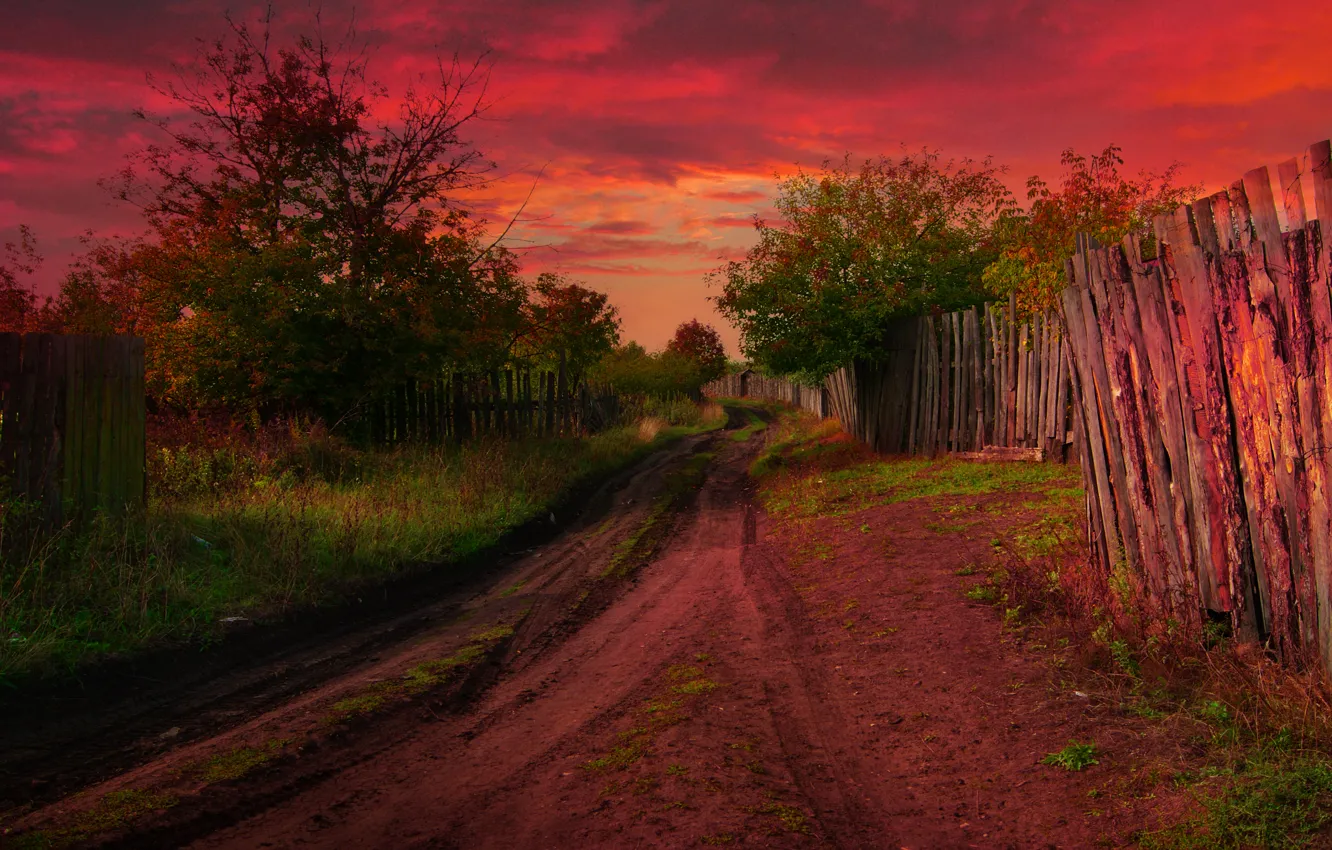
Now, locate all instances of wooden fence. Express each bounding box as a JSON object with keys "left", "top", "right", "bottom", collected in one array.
[
  {"left": 1064, "top": 138, "right": 1332, "bottom": 671},
  {"left": 0, "top": 334, "right": 145, "bottom": 524},
  {"left": 711, "top": 303, "right": 1072, "bottom": 461},
  {"left": 367, "top": 368, "right": 619, "bottom": 445},
  {"left": 703, "top": 372, "right": 829, "bottom": 417}
]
